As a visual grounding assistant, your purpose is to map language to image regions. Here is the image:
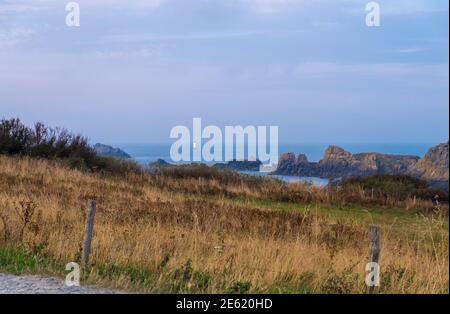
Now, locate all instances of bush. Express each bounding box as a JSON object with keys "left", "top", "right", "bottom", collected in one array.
[
  {"left": 341, "top": 174, "right": 448, "bottom": 201},
  {"left": 150, "top": 162, "right": 272, "bottom": 186},
  {"left": 0, "top": 118, "right": 143, "bottom": 176},
  {"left": 0, "top": 118, "right": 95, "bottom": 160},
  {"left": 226, "top": 281, "right": 252, "bottom": 294}
]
